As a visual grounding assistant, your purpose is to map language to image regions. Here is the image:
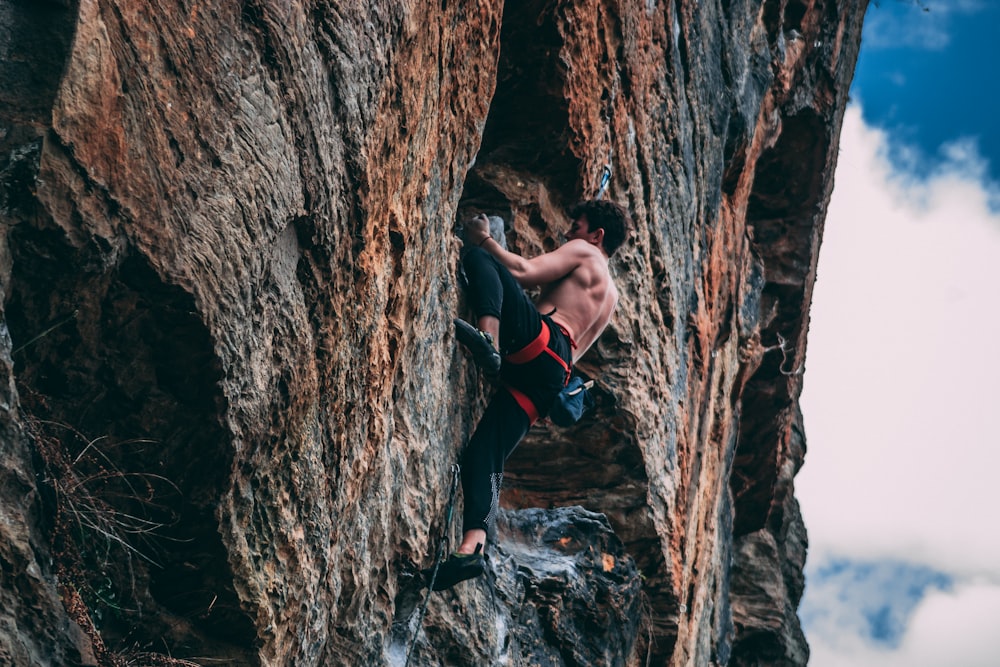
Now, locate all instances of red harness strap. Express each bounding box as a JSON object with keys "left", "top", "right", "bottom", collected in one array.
[
  {"left": 505, "top": 321, "right": 572, "bottom": 380},
  {"left": 505, "top": 320, "right": 552, "bottom": 363},
  {"left": 505, "top": 385, "right": 539, "bottom": 424},
  {"left": 502, "top": 320, "right": 574, "bottom": 424}
]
